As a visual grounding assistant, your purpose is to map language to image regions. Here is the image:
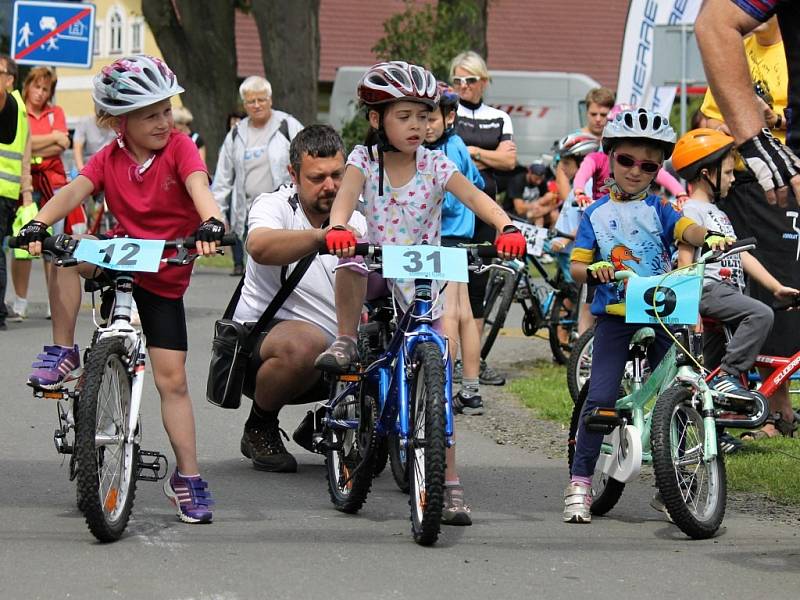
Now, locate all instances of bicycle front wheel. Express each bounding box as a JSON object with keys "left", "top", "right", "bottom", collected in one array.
[
  {"left": 481, "top": 270, "right": 516, "bottom": 360},
  {"left": 651, "top": 385, "right": 726, "bottom": 539},
  {"left": 566, "top": 328, "right": 594, "bottom": 403},
  {"left": 74, "top": 338, "right": 137, "bottom": 542},
  {"left": 408, "top": 342, "right": 447, "bottom": 545}
]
